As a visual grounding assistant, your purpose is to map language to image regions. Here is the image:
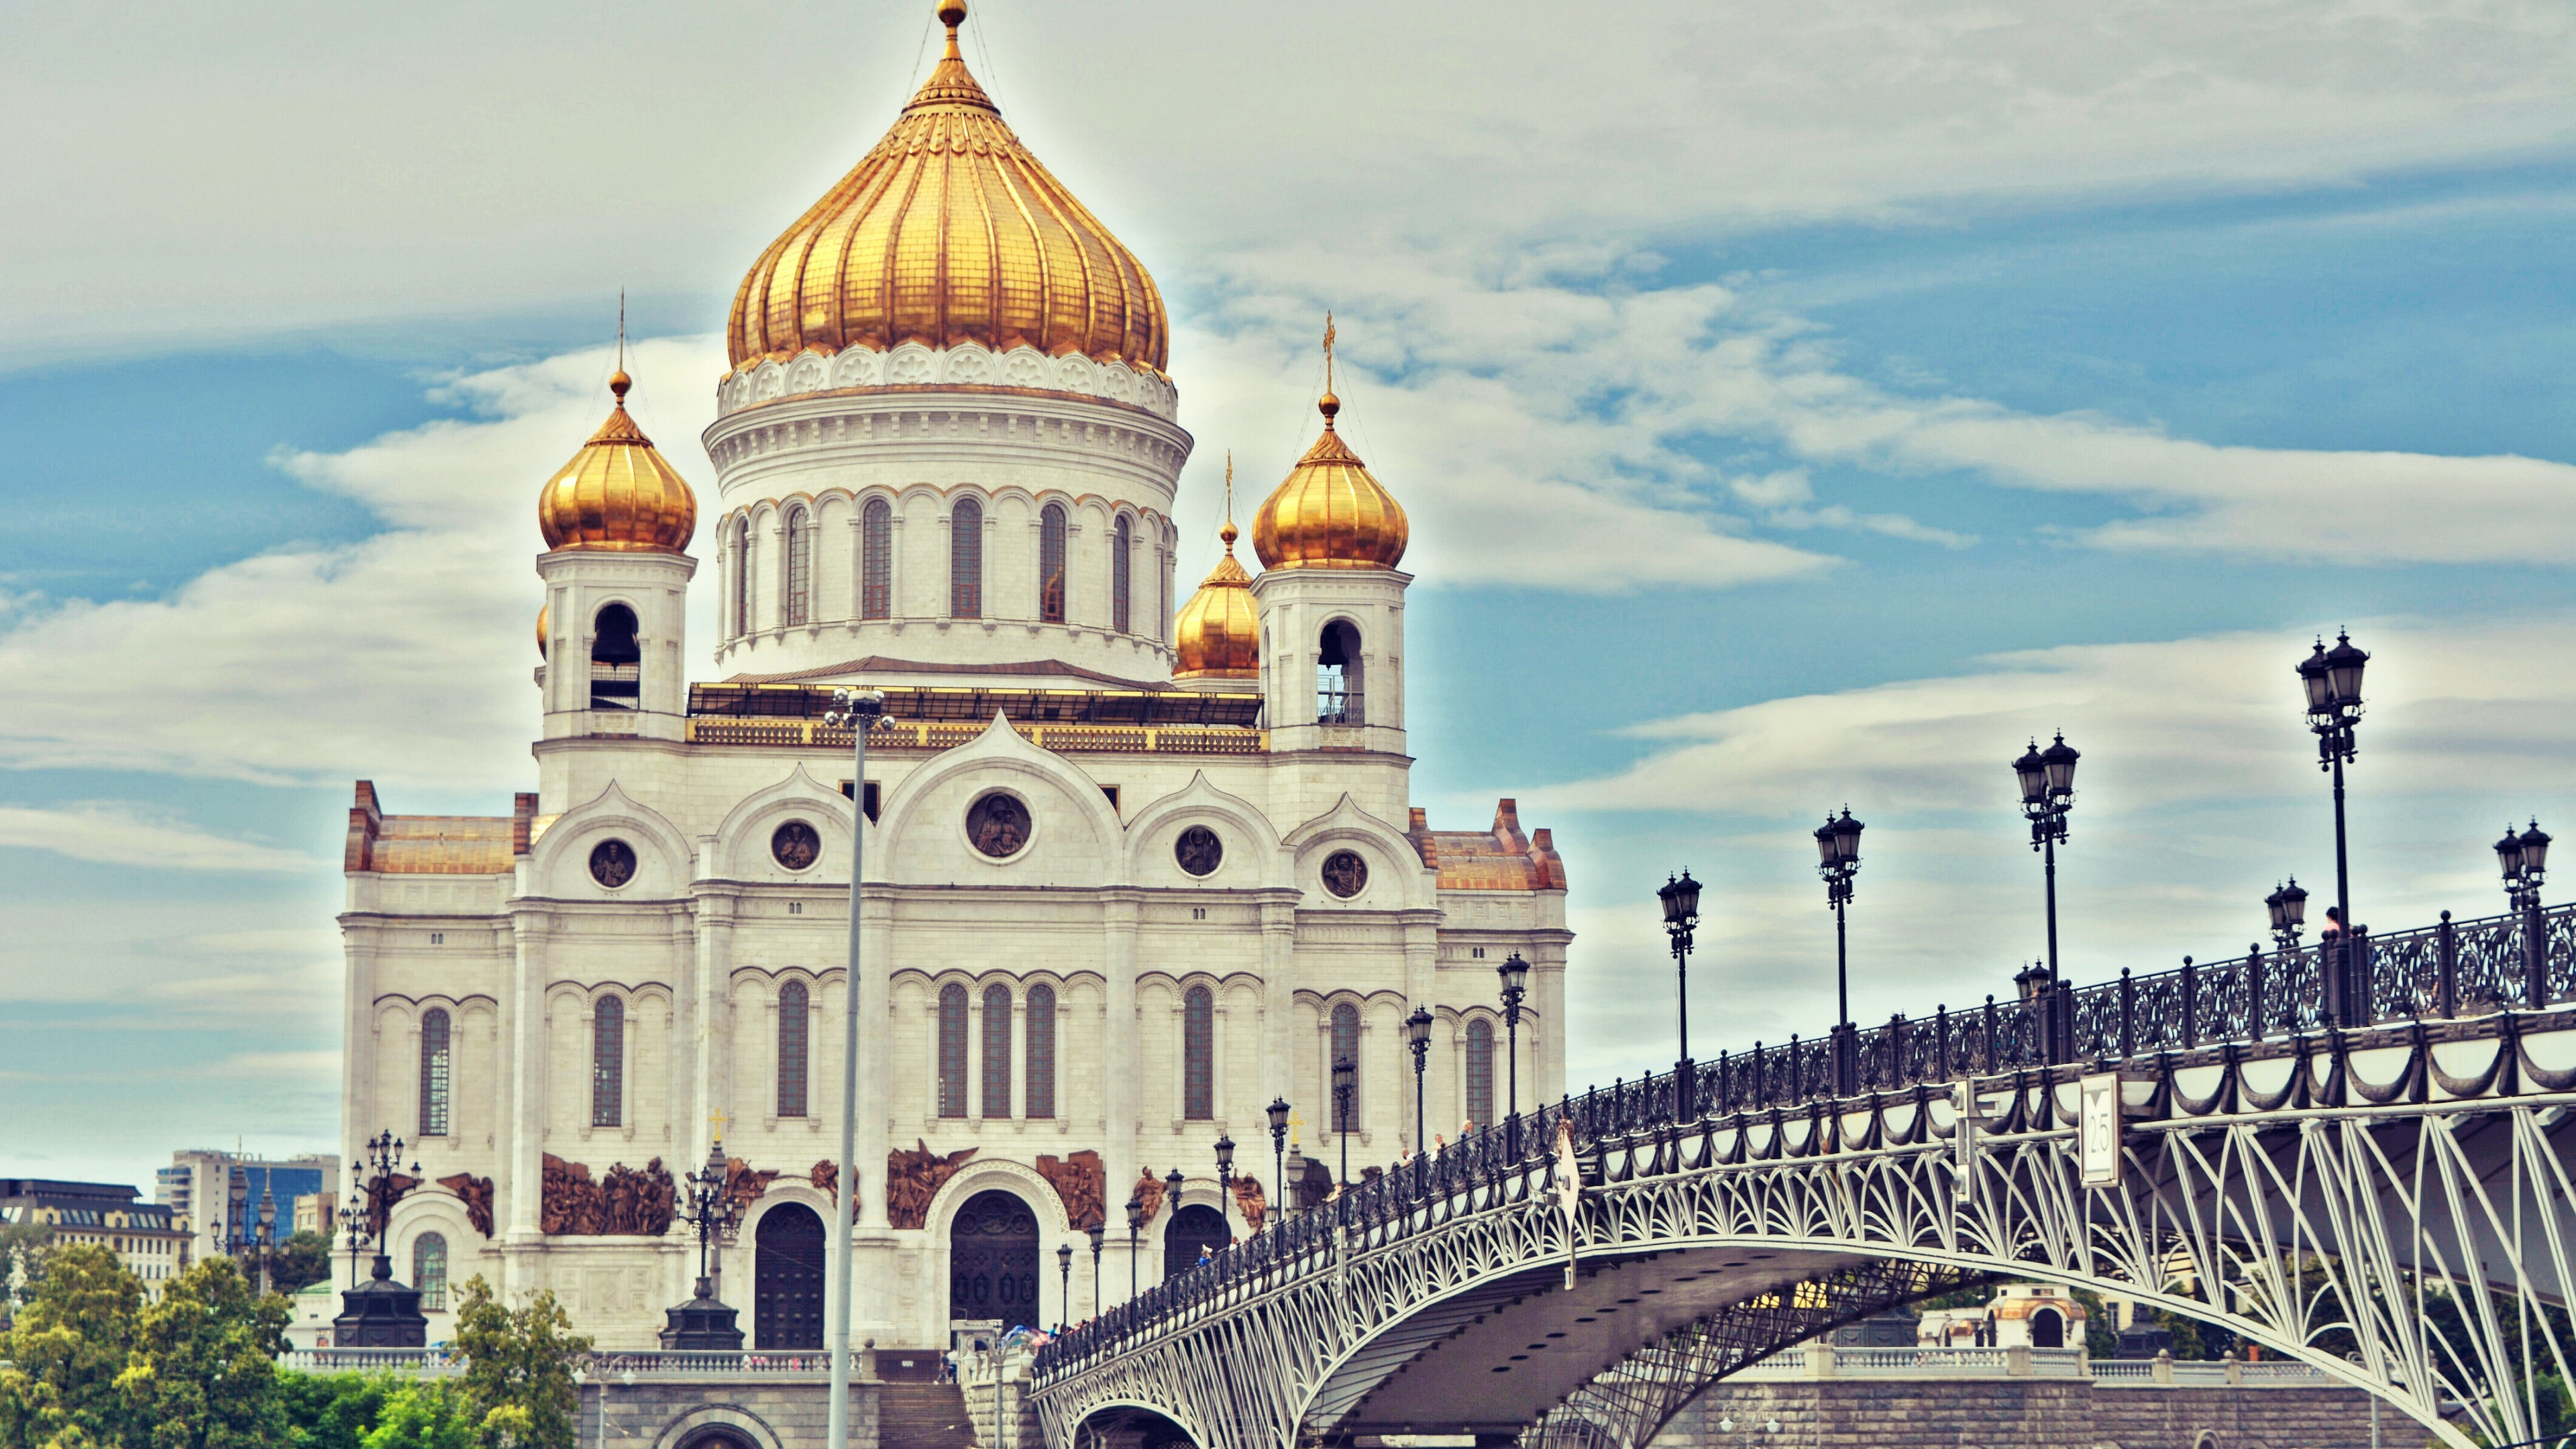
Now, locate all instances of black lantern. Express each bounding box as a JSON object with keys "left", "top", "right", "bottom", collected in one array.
[
  {"left": 2012, "top": 733, "right": 2080, "bottom": 1005},
  {"left": 1658, "top": 870, "right": 1702, "bottom": 932},
  {"left": 1817, "top": 808, "right": 1865, "bottom": 1095},
  {"left": 1498, "top": 954, "right": 1531, "bottom": 1155},
  {"left": 1403, "top": 1004, "right": 1432, "bottom": 1161},
  {"left": 2323, "top": 631, "right": 2369, "bottom": 711},
  {"left": 1657, "top": 870, "right": 1702, "bottom": 1087},
  {"left": 1213, "top": 1133, "right": 1236, "bottom": 1189},
  {"left": 1123, "top": 1194, "right": 1145, "bottom": 1299},
  {"left": 2502, "top": 819, "right": 2551, "bottom": 914},
  {"left": 1330, "top": 1055, "right": 1358, "bottom": 1191},
  {"left": 2498, "top": 824, "right": 2530, "bottom": 881},
  {"left": 2296, "top": 631, "right": 2369, "bottom": 1025},
  {"left": 2041, "top": 733, "right": 2081, "bottom": 797},
  {"left": 2013, "top": 740, "right": 2049, "bottom": 808},
  {"left": 1055, "top": 1242, "right": 1074, "bottom": 1332}
]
